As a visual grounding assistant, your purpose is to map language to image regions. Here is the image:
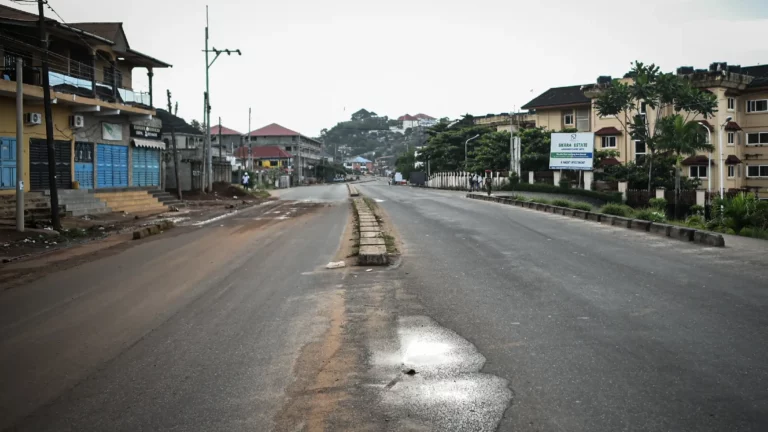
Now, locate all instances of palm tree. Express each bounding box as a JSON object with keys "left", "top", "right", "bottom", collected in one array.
[{"left": 657, "top": 115, "right": 714, "bottom": 218}]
